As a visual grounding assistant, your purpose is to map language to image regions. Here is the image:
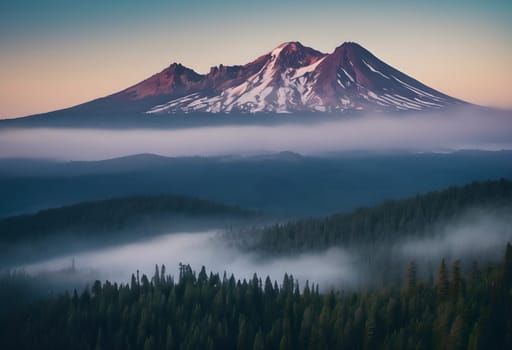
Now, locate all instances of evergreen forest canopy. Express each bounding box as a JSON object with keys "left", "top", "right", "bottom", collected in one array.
[
  {"left": 235, "top": 179, "right": 512, "bottom": 255},
  {"left": 0, "top": 194, "right": 255, "bottom": 267},
  {"left": 1, "top": 179, "right": 511, "bottom": 349},
  {"left": 0, "top": 194, "right": 253, "bottom": 245},
  {"left": 1, "top": 243, "right": 511, "bottom": 350}
]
